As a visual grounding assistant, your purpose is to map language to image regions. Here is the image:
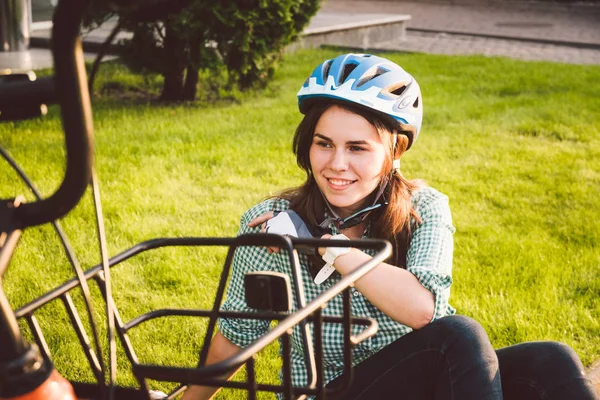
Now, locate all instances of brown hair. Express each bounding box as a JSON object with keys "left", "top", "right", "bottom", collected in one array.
[{"left": 277, "top": 101, "right": 424, "bottom": 268}]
